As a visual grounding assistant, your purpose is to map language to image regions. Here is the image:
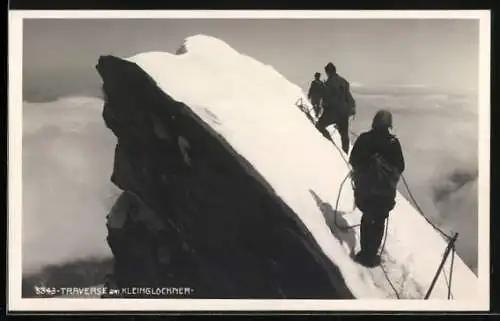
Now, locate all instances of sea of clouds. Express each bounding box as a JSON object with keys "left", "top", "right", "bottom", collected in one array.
[
  {"left": 20, "top": 86, "right": 479, "bottom": 280},
  {"left": 22, "top": 97, "right": 120, "bottom": 276}
]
